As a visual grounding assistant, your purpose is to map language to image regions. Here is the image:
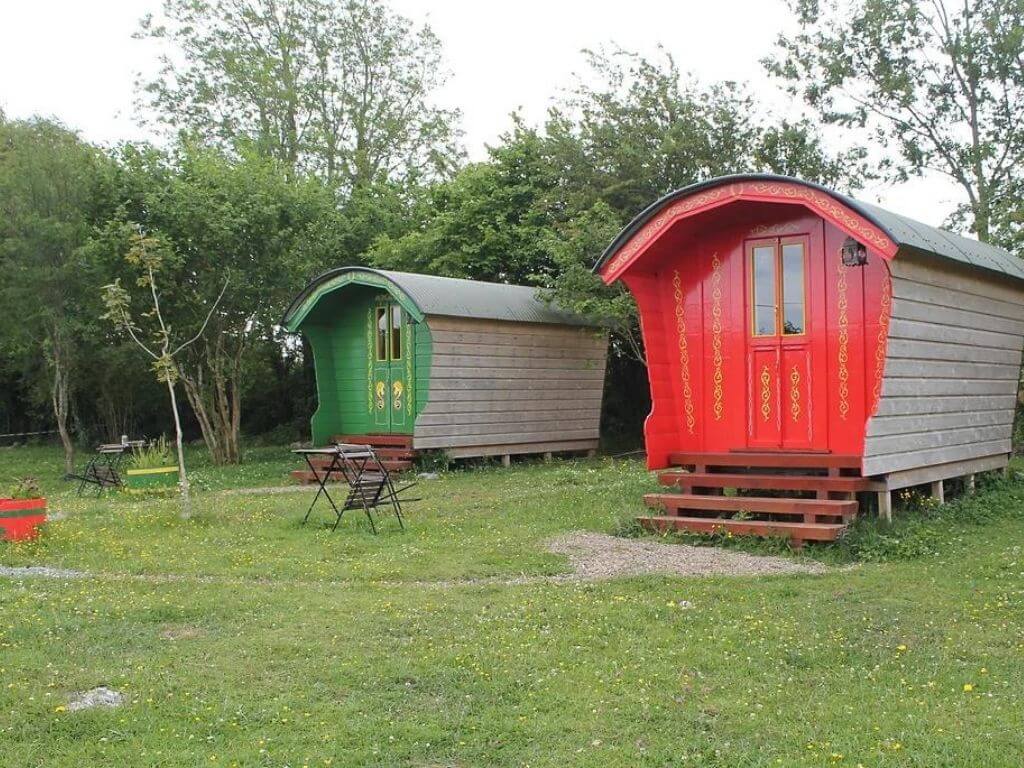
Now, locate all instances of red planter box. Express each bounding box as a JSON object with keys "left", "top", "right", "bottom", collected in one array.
[{"left": 0, "top": 498, "right": 47, "bottom": 541}]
